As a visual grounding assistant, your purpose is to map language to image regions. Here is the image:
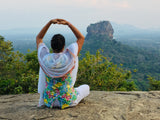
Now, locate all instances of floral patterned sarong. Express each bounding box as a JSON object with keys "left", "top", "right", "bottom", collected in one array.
[{"left": 43, "top": 73, "right": 78, "bottom": 109}]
